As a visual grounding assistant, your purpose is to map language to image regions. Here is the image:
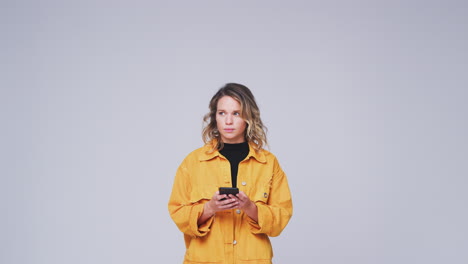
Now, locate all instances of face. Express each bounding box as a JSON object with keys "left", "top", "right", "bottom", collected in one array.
[{"left": 216, "top": 96, "right": 247, "bottom": 144}]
